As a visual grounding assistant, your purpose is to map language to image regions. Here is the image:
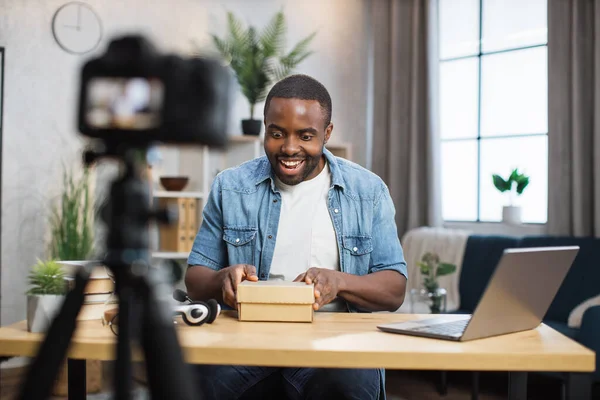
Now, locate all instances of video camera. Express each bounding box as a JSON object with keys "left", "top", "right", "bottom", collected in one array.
[
  {"left": 17, "top": 35, "right": 233, "bottom": 400},
  {"left": 77, "top": 34, "right": 232, "bottom": 149}
]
